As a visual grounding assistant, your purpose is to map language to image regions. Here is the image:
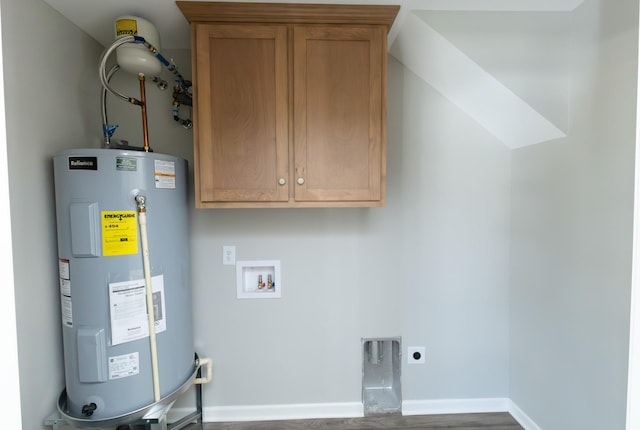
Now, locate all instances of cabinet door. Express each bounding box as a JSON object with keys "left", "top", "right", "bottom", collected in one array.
[
  {"left": 194, "top": 24, "right": 289, "bottom": 205},
  {"left": 293, "top": 26, "right": 385, "bottom": 203}
]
